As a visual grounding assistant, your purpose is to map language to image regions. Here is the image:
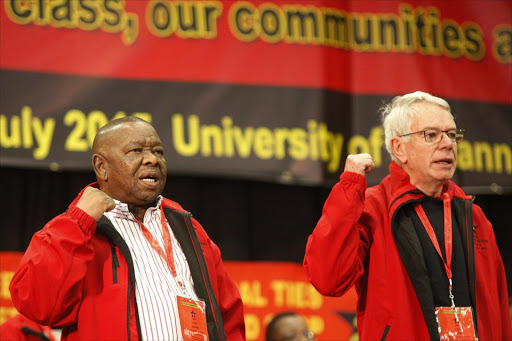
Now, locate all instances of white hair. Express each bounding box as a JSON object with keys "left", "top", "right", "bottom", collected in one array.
[{"left": 380, "top": 91, "right": 452, "bottom": 165}]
